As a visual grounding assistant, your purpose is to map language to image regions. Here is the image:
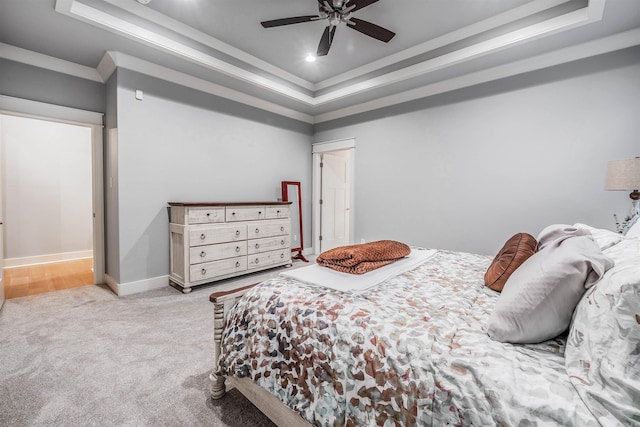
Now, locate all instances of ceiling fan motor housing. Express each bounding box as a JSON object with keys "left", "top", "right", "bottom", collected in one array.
[{"left": 330, "top": 12, "right": 345, "bottom": 26}]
